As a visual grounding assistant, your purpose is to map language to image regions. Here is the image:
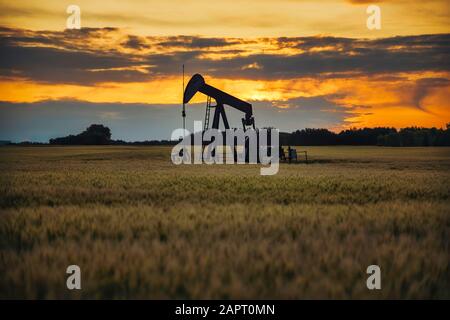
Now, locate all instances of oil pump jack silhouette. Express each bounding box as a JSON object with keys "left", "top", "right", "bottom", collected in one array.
[
  {"left": 181, "top": 71, "right": 302, "bottom": 164},
  {"left": 182, "top": 73, "right": 261, "bottom": 162}
]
